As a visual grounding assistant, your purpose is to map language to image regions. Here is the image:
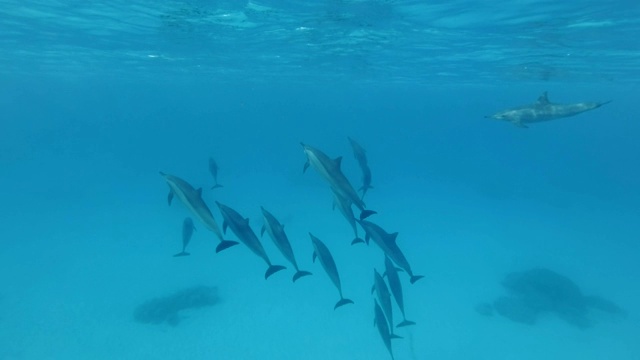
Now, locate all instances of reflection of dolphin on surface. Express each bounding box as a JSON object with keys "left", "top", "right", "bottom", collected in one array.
[
  {"left": 486, "top": 92, "right": 610, "bottom": 128},
  {"left": 477, "top": 267, "right": 627, "bottom": 328}
]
